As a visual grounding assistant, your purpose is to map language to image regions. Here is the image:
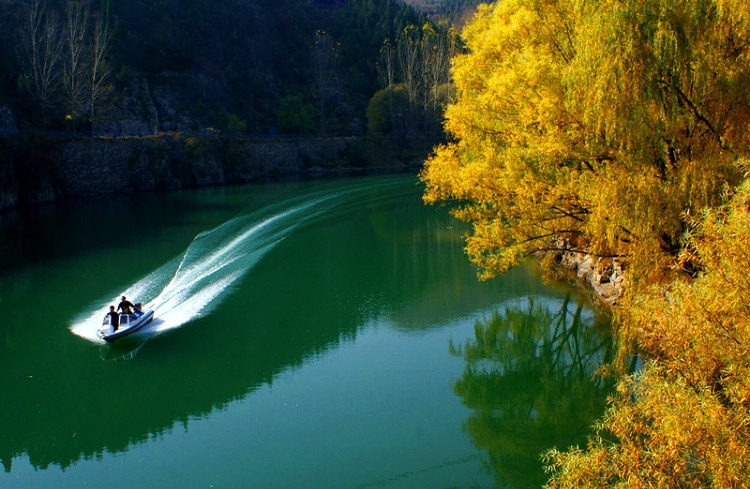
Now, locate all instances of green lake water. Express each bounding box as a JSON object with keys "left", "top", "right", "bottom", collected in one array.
[{"left": 0, "top": 173, "right": 615, "bottom": 488}]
